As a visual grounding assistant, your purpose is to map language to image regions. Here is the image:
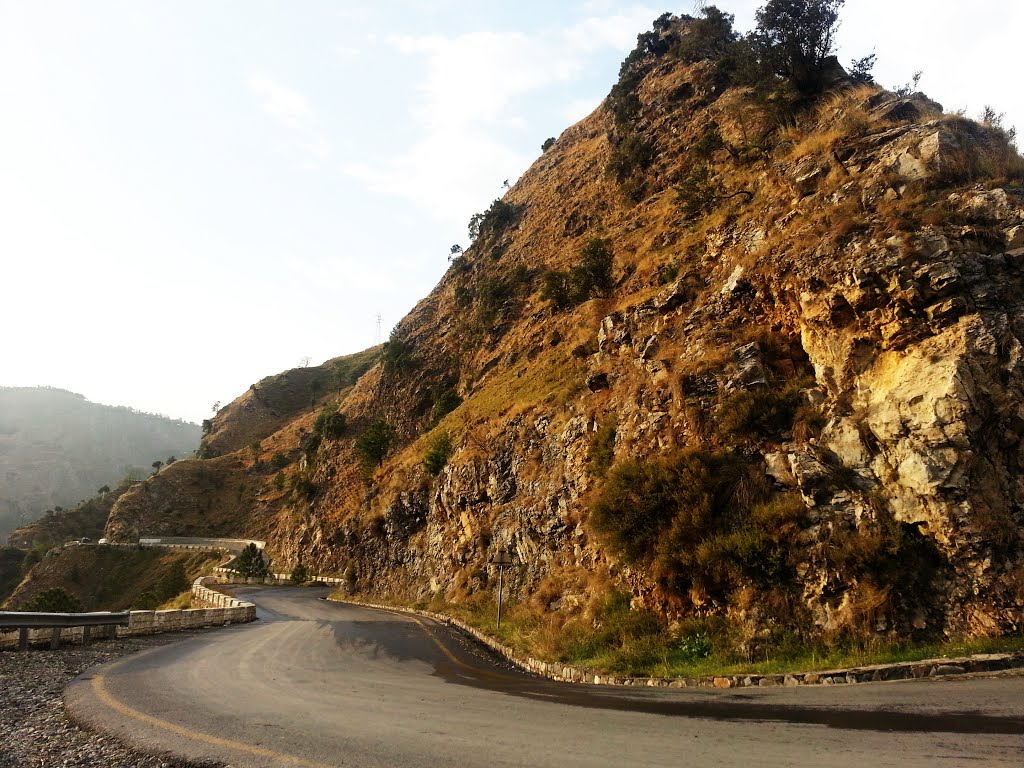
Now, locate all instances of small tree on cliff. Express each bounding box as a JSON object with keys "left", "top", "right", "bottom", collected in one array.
[
  {"left": 354, "top": 420, "right": 395, "bottom": 470},
  {"left": 753, "top": 0, "right": 844, "bottom": 96}
]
